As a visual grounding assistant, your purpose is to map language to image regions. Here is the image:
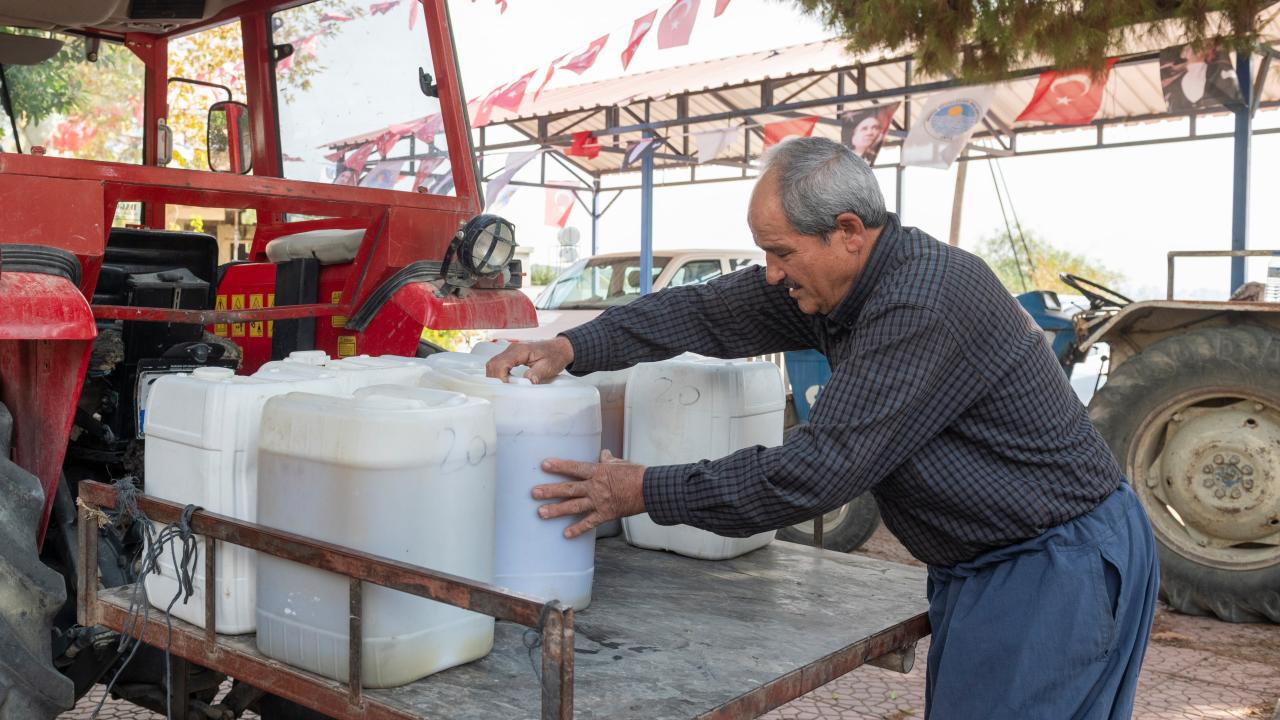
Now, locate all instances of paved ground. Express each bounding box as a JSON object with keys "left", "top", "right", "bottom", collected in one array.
[{"left": 63, "top": 525, "right": 1280, "bottom": 719}]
